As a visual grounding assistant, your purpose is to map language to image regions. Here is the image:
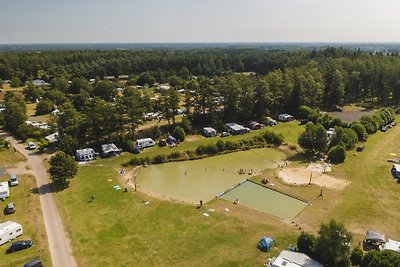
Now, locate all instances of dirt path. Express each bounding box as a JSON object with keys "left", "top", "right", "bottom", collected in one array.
[{"left": 6, "top": 136, "right": 77, "bottom": 267}]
